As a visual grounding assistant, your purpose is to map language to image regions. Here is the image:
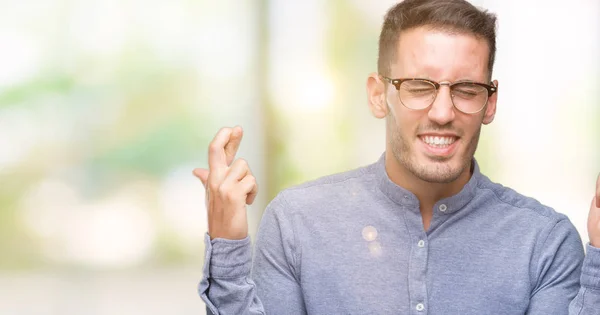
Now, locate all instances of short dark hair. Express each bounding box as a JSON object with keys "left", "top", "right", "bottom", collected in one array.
[{"left": 378, "top": 0, "right": 497, "bottom": 79}]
